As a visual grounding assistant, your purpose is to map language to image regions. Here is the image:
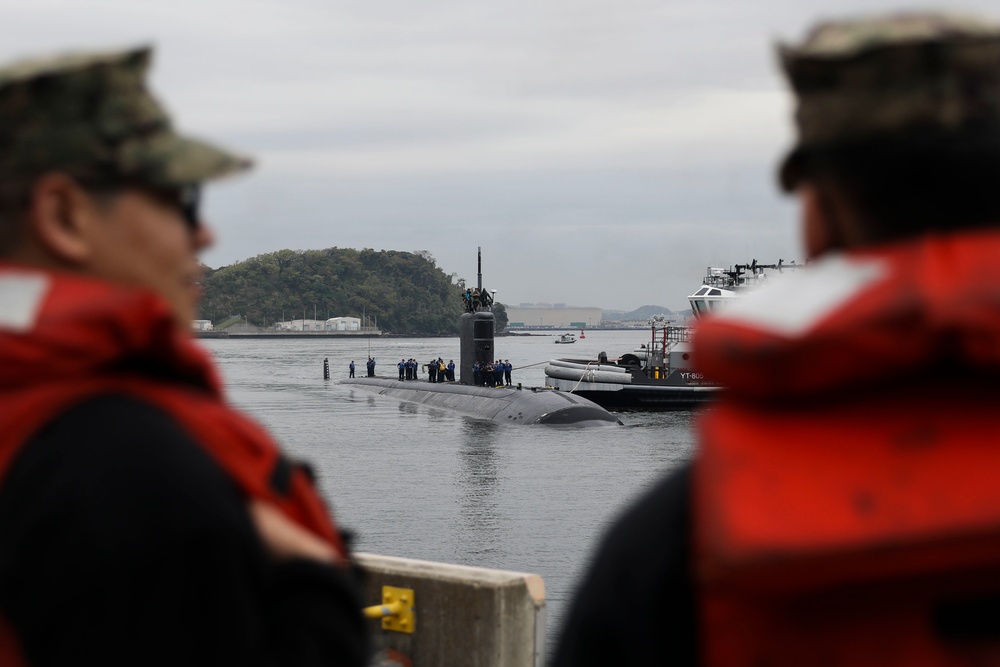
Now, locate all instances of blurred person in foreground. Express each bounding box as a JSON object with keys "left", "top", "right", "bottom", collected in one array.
[
  {"left": 0, "top": 47, "right": 368, "bottom": 666},
  {"left": 554, "top": 12, "right": 1000, "bottom": 666}
]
